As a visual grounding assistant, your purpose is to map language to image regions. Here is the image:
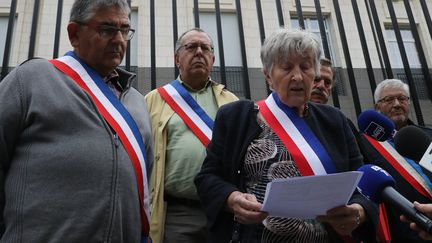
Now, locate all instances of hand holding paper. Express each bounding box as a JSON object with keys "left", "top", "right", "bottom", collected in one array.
[
  {"left": 227, "top": 191, "right": 268, "bottom": 224},
  {"left": 261, "top": 171, "right": 363, "bottom": 219}
]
